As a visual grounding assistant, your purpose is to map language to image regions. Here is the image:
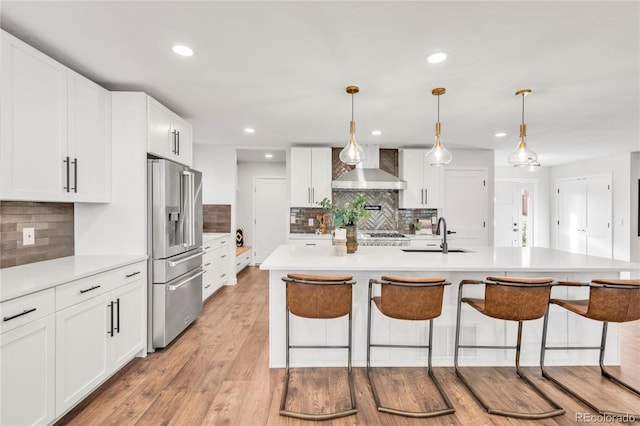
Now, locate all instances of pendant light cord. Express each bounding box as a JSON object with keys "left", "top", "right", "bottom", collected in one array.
[
  {"left": 521, "top": 93, "right": 525, "bottom": 125},
  {"left": 351, "top": 93, "right": 354, "bottom": 121},
  {"left": 437, "top": 94, "right": 440, "bottom": 122}
]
